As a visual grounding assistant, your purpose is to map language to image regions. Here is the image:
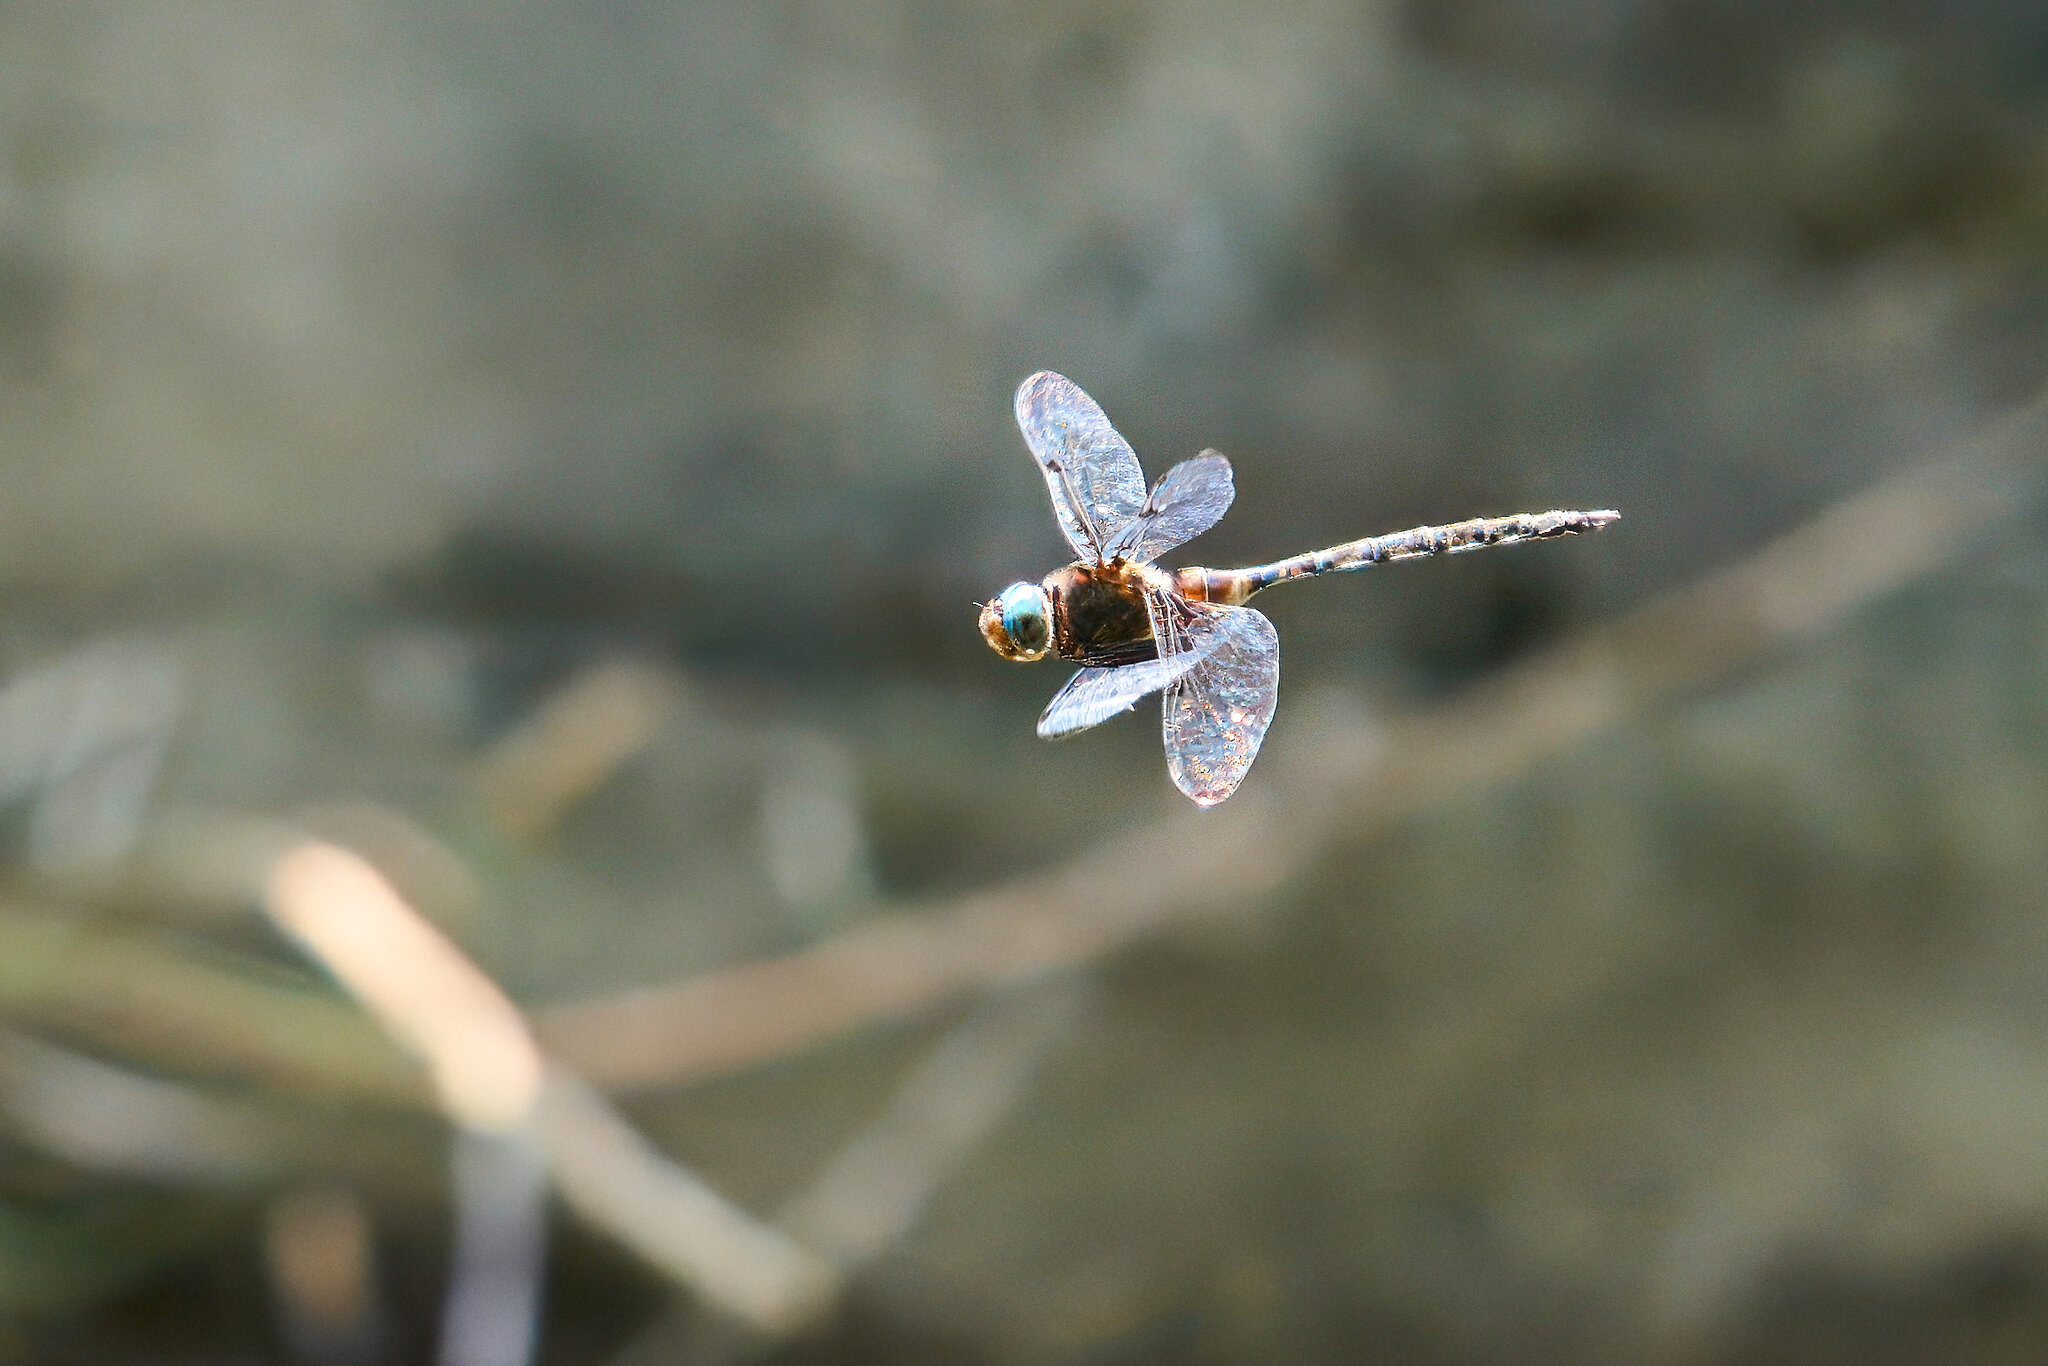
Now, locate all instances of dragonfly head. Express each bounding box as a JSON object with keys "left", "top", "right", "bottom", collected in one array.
[{"left": 979, "top": 581, "right": 1051, "bottom": 662}]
